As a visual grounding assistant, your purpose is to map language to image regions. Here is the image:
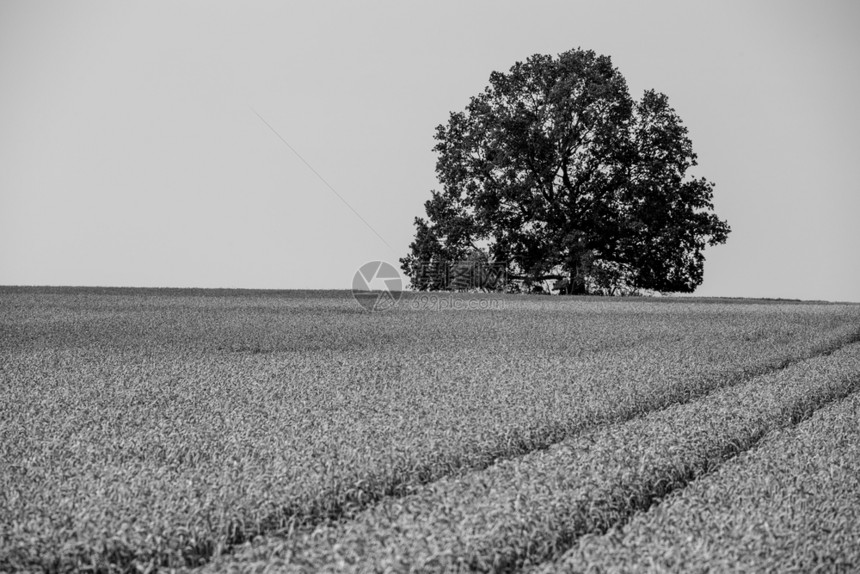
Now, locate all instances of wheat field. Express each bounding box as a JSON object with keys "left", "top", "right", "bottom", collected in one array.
[{"left": 2, "top": 287, "right": 859, "bottom": 572}]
